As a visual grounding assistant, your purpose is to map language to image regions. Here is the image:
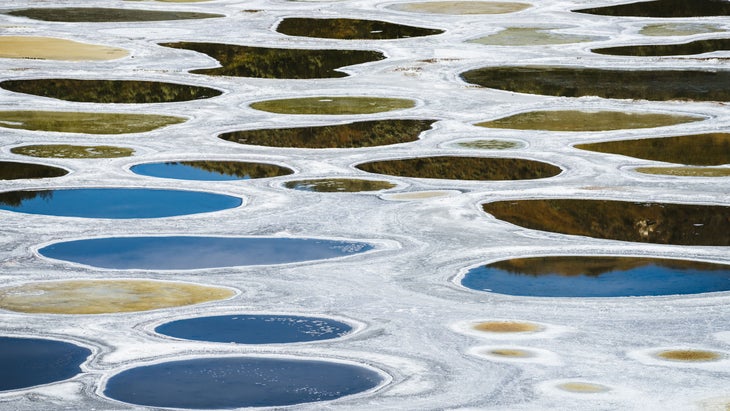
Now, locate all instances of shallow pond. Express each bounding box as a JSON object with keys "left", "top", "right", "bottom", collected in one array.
[
  {"left": 476, "top": 110, "right": 700, "bottom": 131},
  {"left": 656, "top": 350, "right": 723, "bottom": 362},
  {"left": 159, "top": 42, "right": 384, "bottom": 79},
  {"left": 388, "top": 1, "right": 530, "bottom": 14},
  {"left": 0, "top": 79, "right": 222, "bottom": 104},
  {"left": 470, "top": 27, "right": 603, "bottom": 46},
  {"left": 456, "top": 140, "right": 523, "bottom": 150},
  {"left": 0, "top": 161, "right": 68, "bottom": 180},
  {"left": 276, "top": 18, "right": 443, "bottom": 40},
  {"left": 11, "top": 145, "right": 134, "bottom": 159},
  {"left": 219, "top": 119, "right": 434, "bottom": 148},
  {"left": 460, "top": 66, "right": 730, "bottom": 101},
  {"left": 357, "top": 156, "right": 561, "bottom": 180},
  {"left": 0, "top": 280, "right": 234, "bottom": 314},
  {"left": 284, "top": 178, "right": 396, "bottom": 192},
  {"left": 594, "top": 38, "right": 730, "bottom": 56},
  {"left": 155, "top": 314, "right": 352, "bottom": 343},
  {"left": 0, "top": 337, "right": 90, "bottom": 391},
  {"left": 6, "top": 7, "right": 223, "bottom": 22},
  {"left": 103, "top": 357, "right": 383, "bottom": 408},
  {"left": 131, "top": 161, "right": 293, "bottom": 181},
  {"left": 573, "top": 0, "right": 730, "bottom": 17},
  {"left": 576, "top": 133, "right": 730, "bottom": 166},
  {"left": 39, "top": 236, "right": 373, "bottom": 269},
  {"left": 640, "top": 23, "right": 725, "bottom": 36},
  {"left": 461, "top": 256, "right": 730, "bottom": 297},
  {"left": 0, "top": 111, "right": 184, "bottom": 134},
  {"left": 0, "top": 188, "right": 241, "bottom": 218},
  {"left": 636, "top": 167, "right": 730, "bottom": 177},
  {"left": 482, "top": 199, "right": 730, "bottom": 245},
  {"left": 0, "top": 36, "right": 127, "bottom": 60},
  {"left": 250, "top": 97, "right": 415, "bottom": 115}
]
